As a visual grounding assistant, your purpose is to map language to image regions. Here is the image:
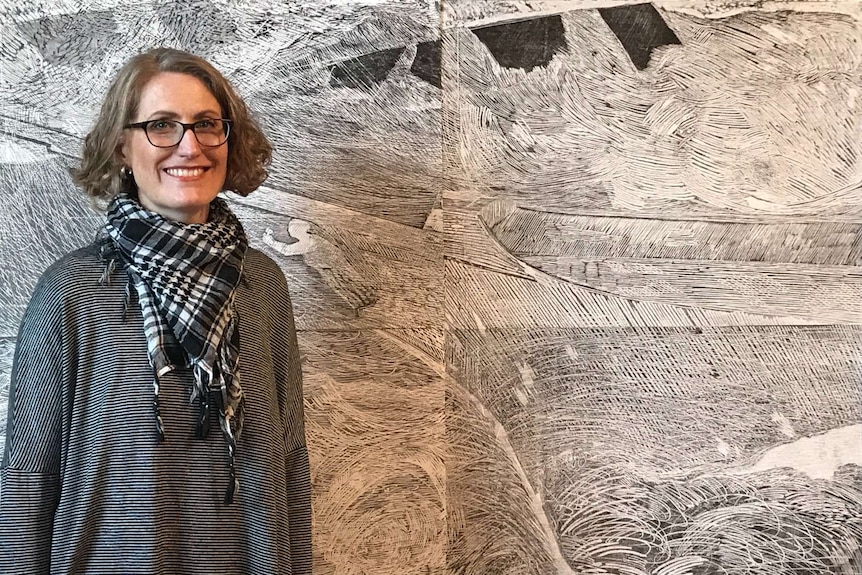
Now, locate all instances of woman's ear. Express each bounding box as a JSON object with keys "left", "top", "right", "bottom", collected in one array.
[{"left": 116, "top": 137, "right": 128, "bottom": 168}]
